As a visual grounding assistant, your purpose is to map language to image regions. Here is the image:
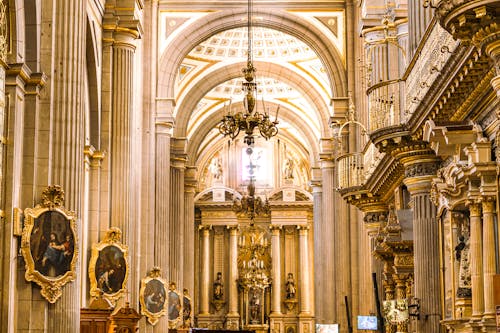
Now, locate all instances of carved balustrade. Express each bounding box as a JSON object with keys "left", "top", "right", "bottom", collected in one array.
[
  {"left": 368, "top": 79, "right": 402, "bottom": 132},
  {"left": 336, "top": 152, "right": 365, "bottom": 190}
]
